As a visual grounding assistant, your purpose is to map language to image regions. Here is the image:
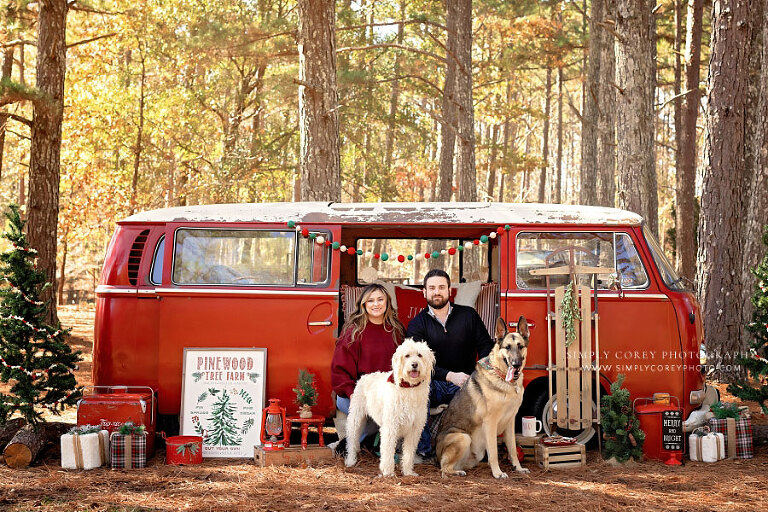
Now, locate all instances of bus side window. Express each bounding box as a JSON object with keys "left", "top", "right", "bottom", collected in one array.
[
  {"left": 297, "top": 232, "right": 330, "bottom": 285},
  {"left": 150, "top": 236, "right": 165, "bottom": 285}
]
